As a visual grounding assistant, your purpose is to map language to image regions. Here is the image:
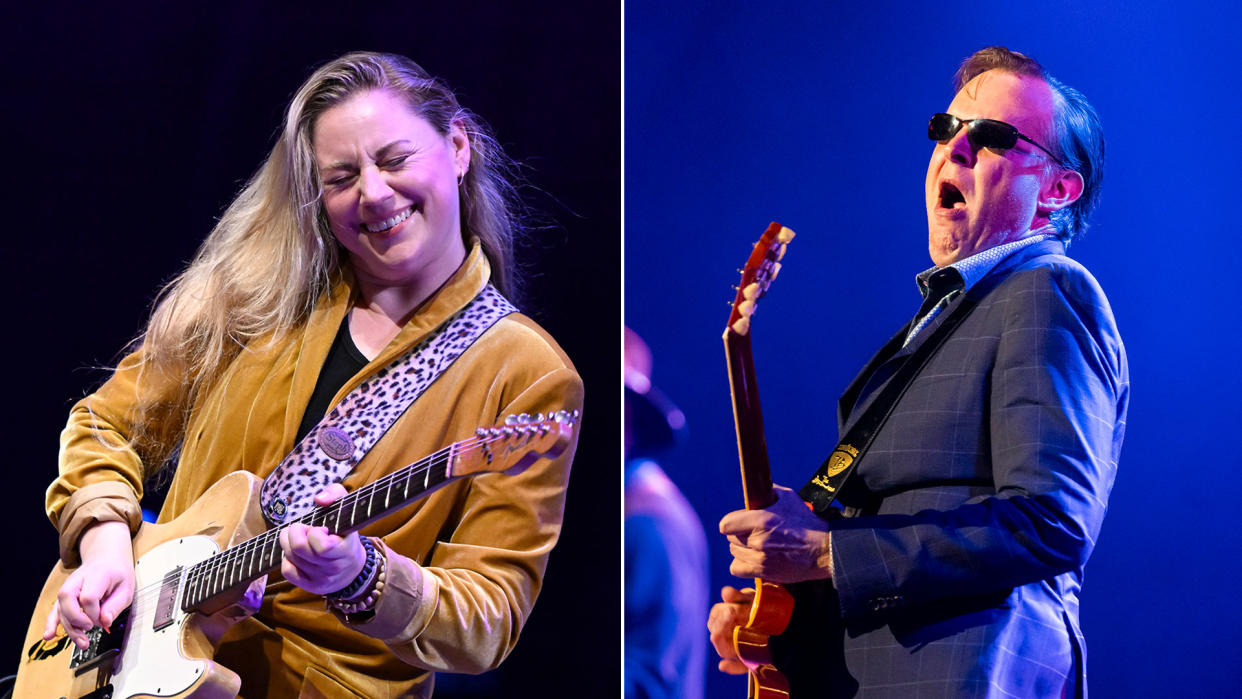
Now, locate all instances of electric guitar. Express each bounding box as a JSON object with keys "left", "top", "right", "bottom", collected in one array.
[
  {"left": 723, "top": 222, "right": 796, "bottom": 699},
  {"left": 14, "top": 410, "right": 579, "bottom": 699}
]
